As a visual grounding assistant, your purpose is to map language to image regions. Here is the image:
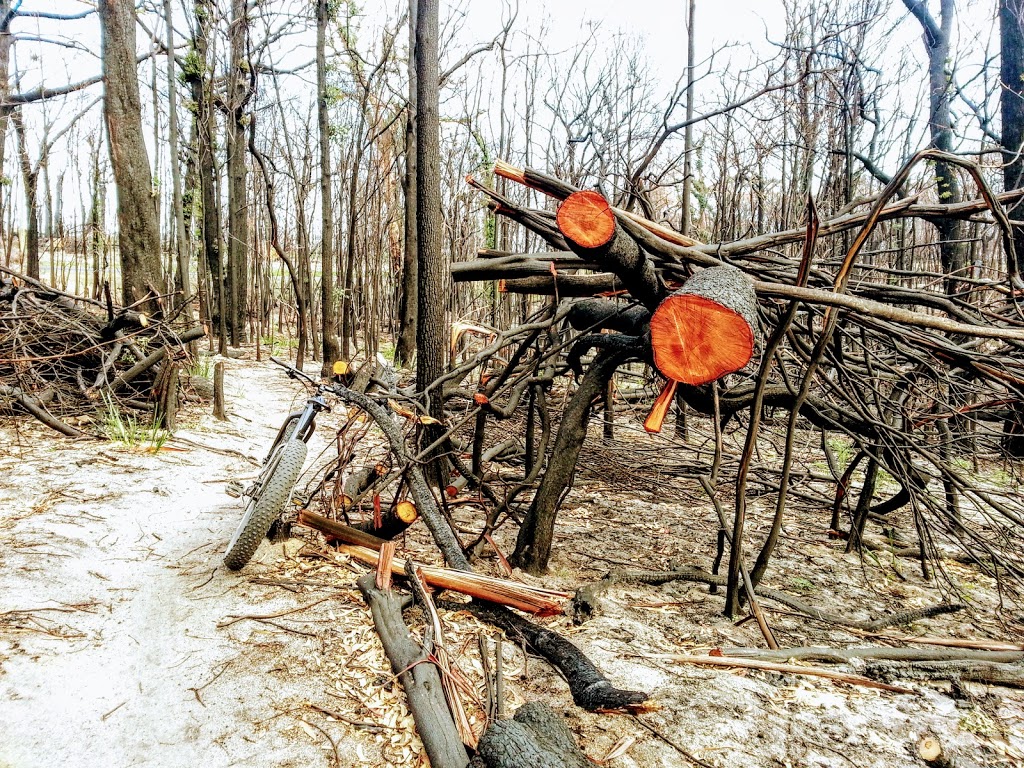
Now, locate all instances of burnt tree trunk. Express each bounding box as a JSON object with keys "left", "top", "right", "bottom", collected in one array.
[
  {"left": 317, "top": 0, "right": 340, "bottom": 374},
  {"left": 1000, "top": 0, "right": 1024, "bottom": 454},
  {"left": 395, "top": 0, "right": 418, "bottom": 367},
  {"left": 511, "top": 348, "right": 633, "bottom": 575},
  {"left": 225, "top": 0, "right": 250, "bottom": 345},
  {"left": 99, "top": 0, "right": 166, "bottom": 312}
]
